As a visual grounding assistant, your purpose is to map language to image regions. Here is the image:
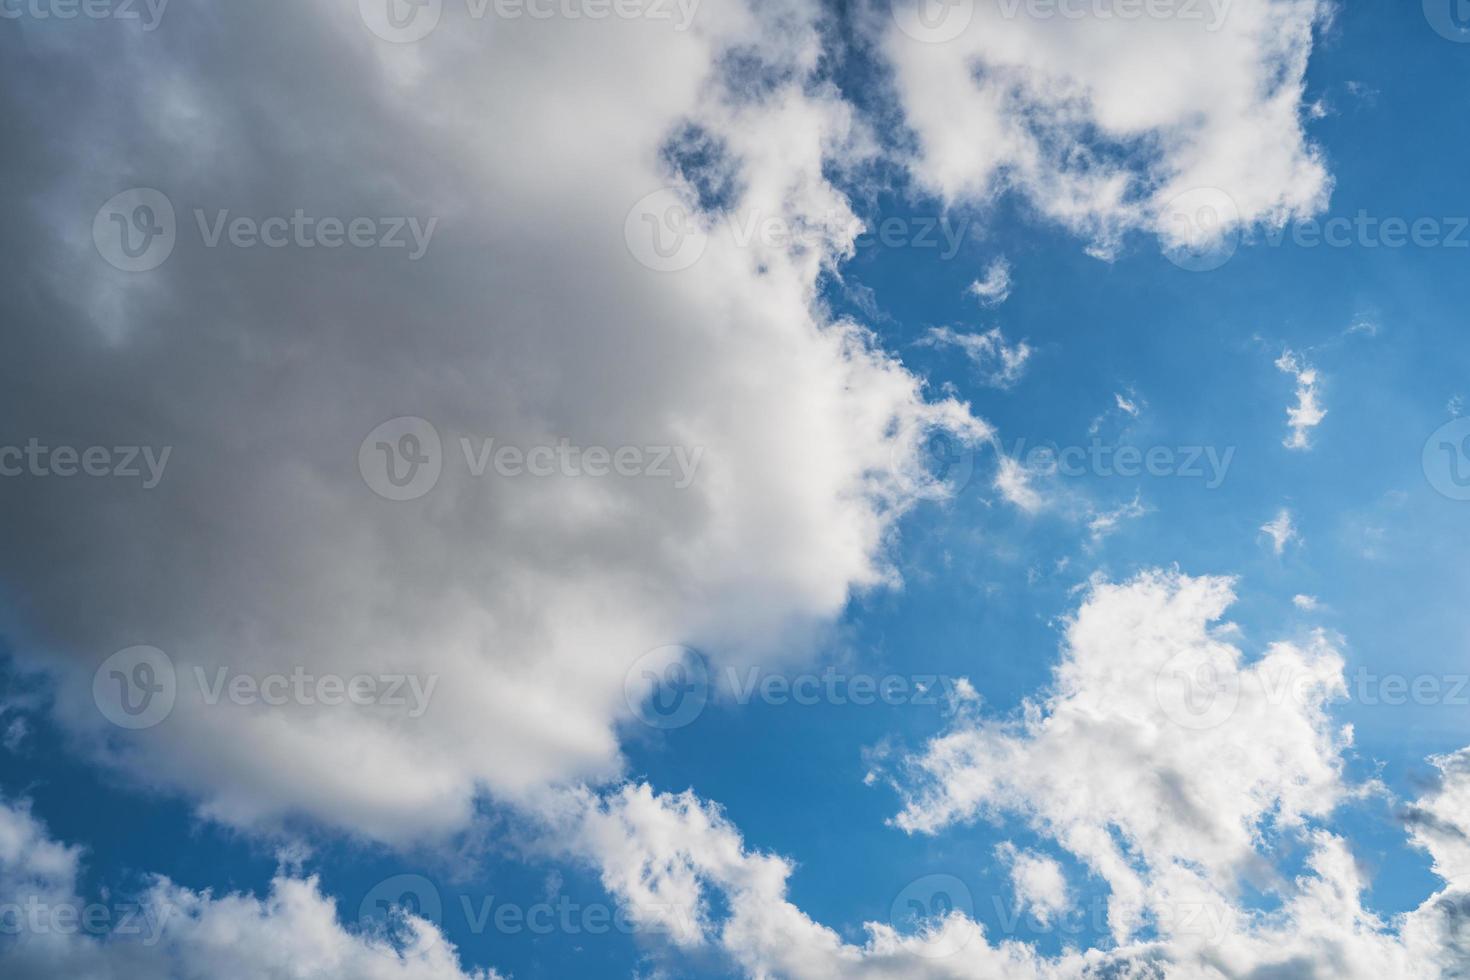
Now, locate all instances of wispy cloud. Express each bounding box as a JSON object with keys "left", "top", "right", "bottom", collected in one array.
[
  {"left": 968, "top": 258, "right": 1012, "bottom": 307},
  {"left": 921, "top": 326, "right": 1032, "bottom": 389},
  {"left": 1276, "top": 350, "right": 1326, "bottom": 450},
  {"left": 1261, "top": 508, "right": 1300, "bottom": 555}
]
